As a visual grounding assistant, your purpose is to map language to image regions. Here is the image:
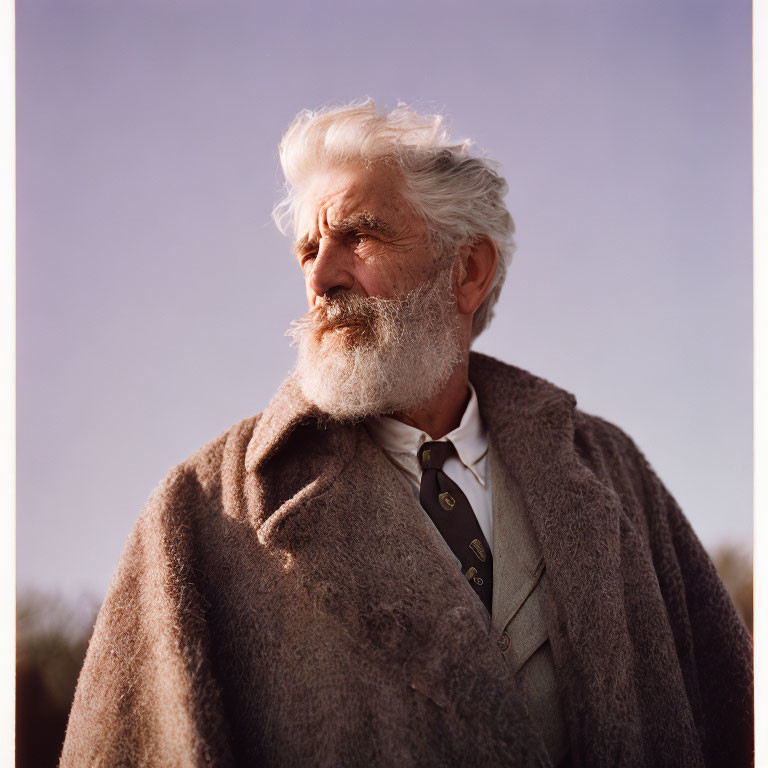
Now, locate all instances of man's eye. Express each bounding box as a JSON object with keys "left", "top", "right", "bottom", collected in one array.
[{"left": 301, "top": 254, "right": 316, "bottom": 271}]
